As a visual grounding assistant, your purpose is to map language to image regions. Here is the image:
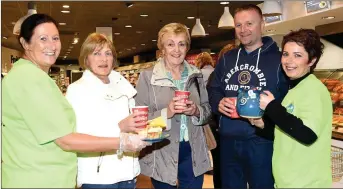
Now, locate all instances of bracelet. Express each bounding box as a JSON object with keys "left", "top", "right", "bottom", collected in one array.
[{"left": 117, "top": 133, "right": 124, "bottom": 159}]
